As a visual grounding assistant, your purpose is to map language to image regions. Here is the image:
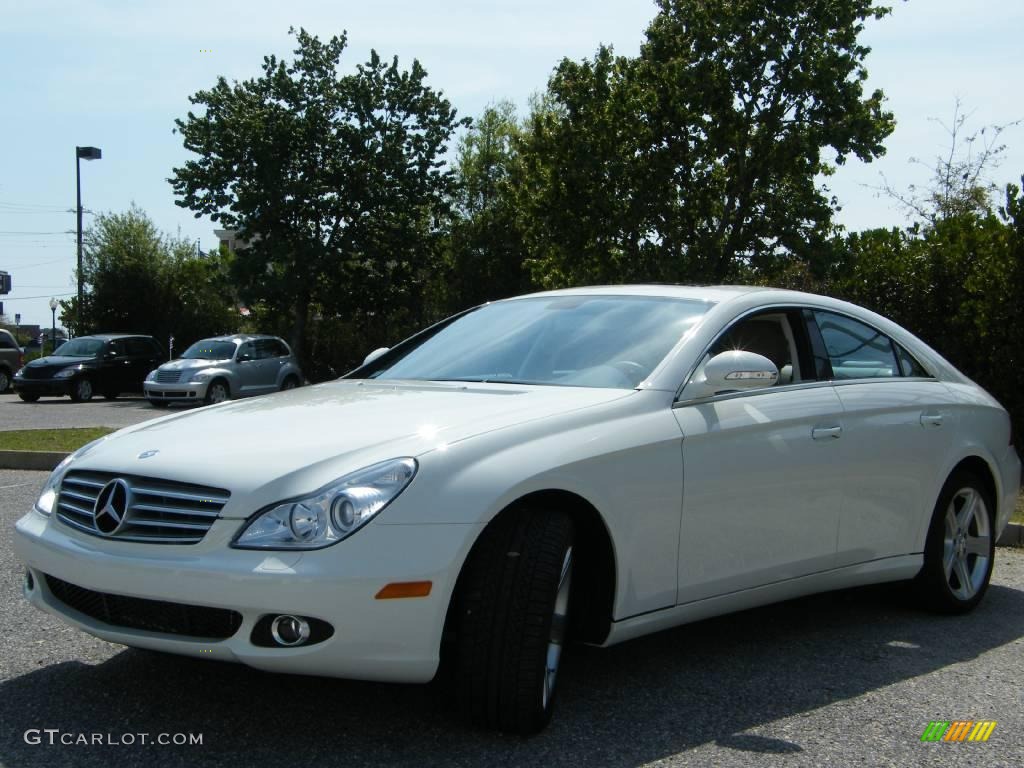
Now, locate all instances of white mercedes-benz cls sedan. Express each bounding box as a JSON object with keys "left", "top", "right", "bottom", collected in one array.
[{"left": 14, "top": 285, "right": 1021, "bottom": 733}]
